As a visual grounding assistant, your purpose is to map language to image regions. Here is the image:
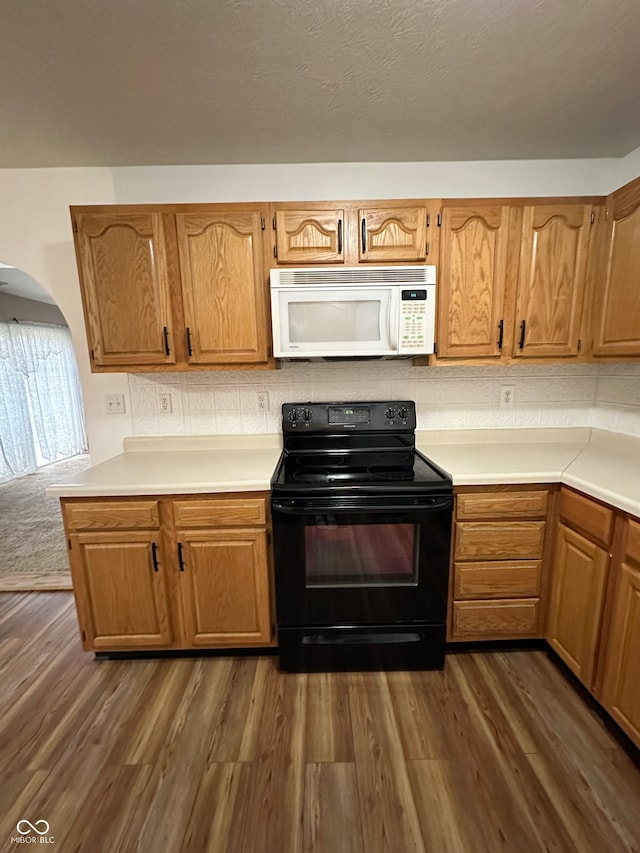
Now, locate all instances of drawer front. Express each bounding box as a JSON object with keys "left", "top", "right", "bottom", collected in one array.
[
  {"left": 456, "top": 490, "right": 549, "bottom": 520},
  {"left": 455, "top": 521, "right": 546, "bottom": 561},
  {"left": 173, "top": 498, "right": 266, "bottom": 528},
  {"left": 64, "top": 500, "right": 160, "bottom": 531},
  {"left": 454, "top": 560, "right": 542, "bottom": 600},
  {"left": 451, "top": 599, "right": 541, "bottom": 639},
  {"left": 625, "top": 518, "right": 640, "bottom": 564},
  {"left": 558, "top": 488, "right": 614, "bottom": 547}
]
